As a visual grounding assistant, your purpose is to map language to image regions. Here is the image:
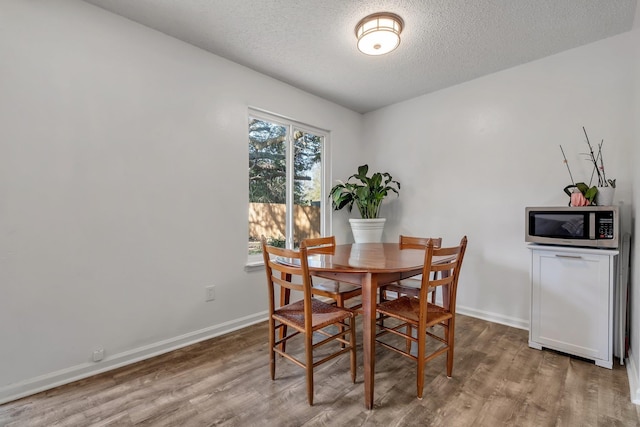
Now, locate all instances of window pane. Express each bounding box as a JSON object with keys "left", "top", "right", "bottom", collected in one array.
[
  {"left": 293, "top": 129, "right": 323, "bottom": 248},
  {"left": 248, "top": 118, "right": 287, "bottom": 255},
  {"left": 248, "top": 111, "right": 328, "bottom": 261}
]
